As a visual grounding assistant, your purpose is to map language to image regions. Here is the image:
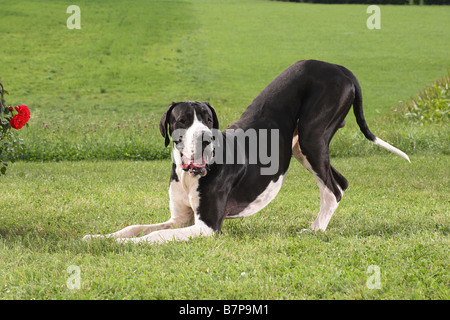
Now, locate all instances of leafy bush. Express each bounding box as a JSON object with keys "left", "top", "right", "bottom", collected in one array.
[{"left": 400, "top": 75, "right": 449, "bottom": 123}]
